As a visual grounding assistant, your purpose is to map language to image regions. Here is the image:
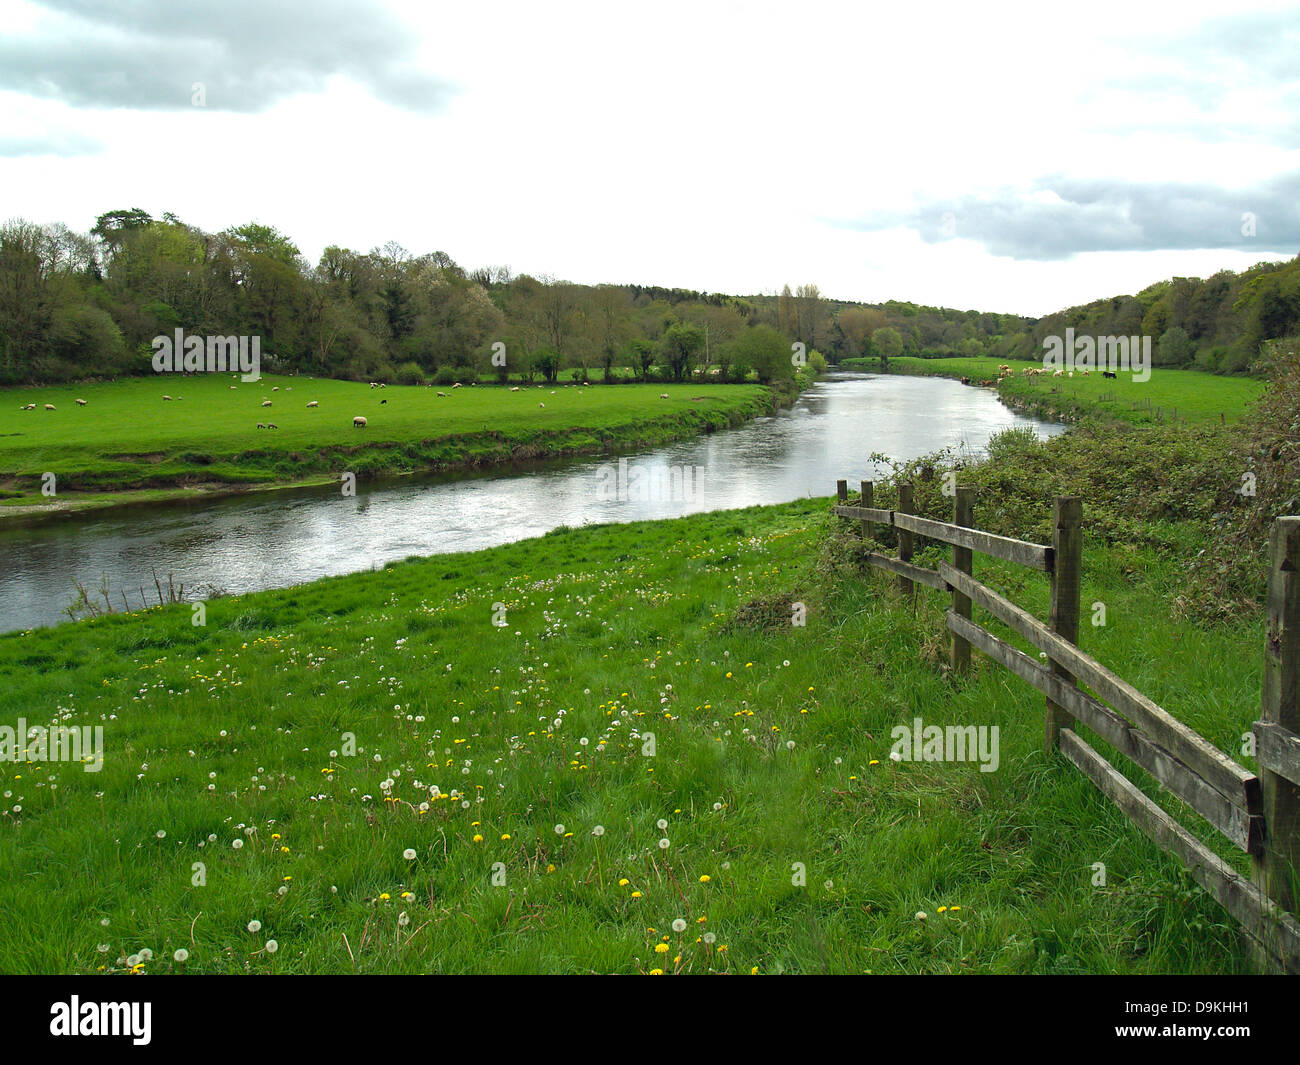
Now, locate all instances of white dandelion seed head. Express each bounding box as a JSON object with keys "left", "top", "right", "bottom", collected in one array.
[
  {"left": 247, "top": 920, "right": 262, "bottom": 933},
  {"left": 672, "top": 918, "right": 687, "bottom": 933},
  {"left": 658, "top": 838, "right": 670, "bottom": 850},
  {"left": 403, "top": 848, "right": 417, "bottom": 861},
  {"left": 265, "top": 939, "right": 278, "bottom": 954},
  {"left": 173, "top": 948, "right": 189, "bottom": 963}
]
